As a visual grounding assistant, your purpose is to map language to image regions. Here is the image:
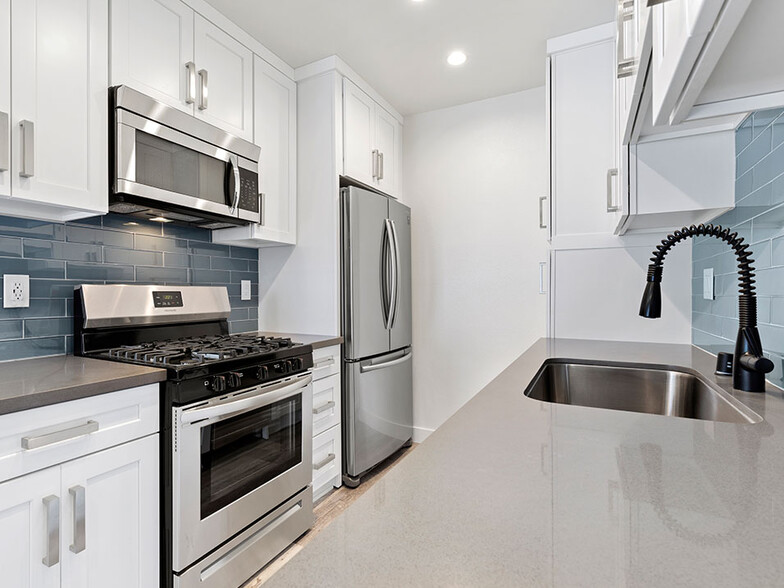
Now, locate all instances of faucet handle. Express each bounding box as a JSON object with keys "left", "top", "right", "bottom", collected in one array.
[{"left": 739, "top": 353, "right": 774, "bottom": 374}]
